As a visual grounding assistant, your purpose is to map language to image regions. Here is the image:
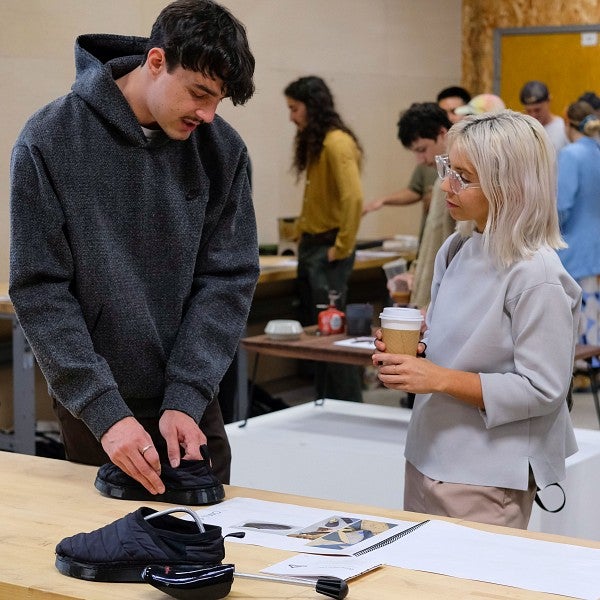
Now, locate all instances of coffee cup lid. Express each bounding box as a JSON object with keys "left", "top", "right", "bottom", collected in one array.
[{"left": 379, "top": 306, "right": 423, "bottom": 321}]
